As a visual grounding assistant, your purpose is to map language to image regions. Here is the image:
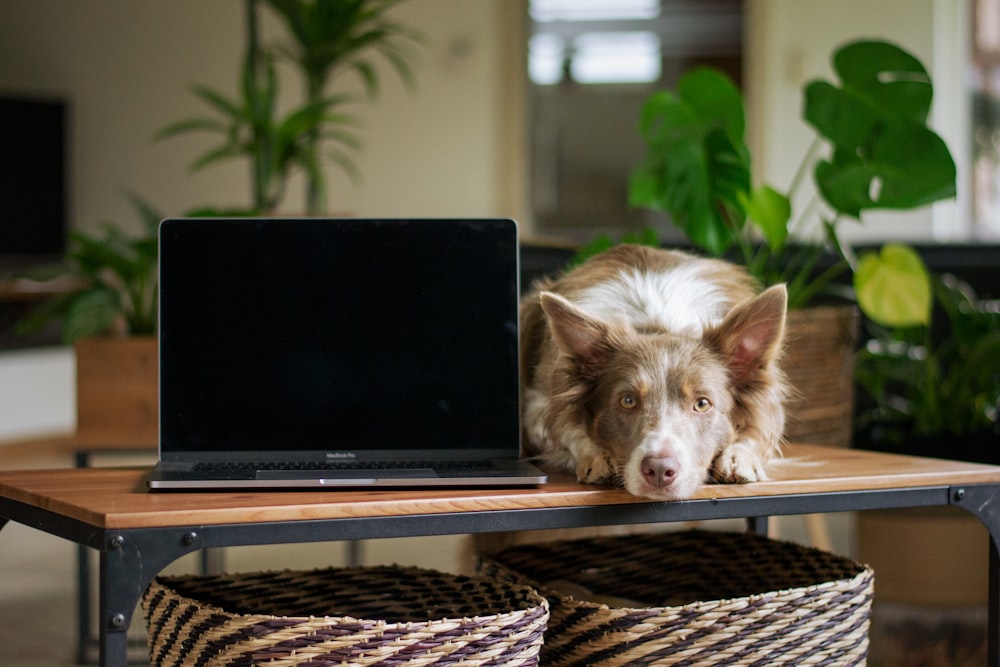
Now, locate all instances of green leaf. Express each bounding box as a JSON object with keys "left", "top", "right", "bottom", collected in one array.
[
  {"left": 154, "top": 118, "right": 230, "bottom": 141},
  {"left": 833, "top": 40, "right": 932, "bottom": 123},
  {"left": 629, "top": 68, "right": 750, "bottom": 256},
  {"left": 814, "top": 124, "right": 956, "bottom": 217},
  {"left": 122, "top": 191, "right": 164, "bottom": 237},
  {"left": 745, "top": 185, "right": 790, "bottom": 250},
  {"left": 868, "top": 125, "right": 957, "bottom": 207},
  {"left": 854, "top": 244, "right": 932, "bottom": 327},
  {"left": 677, "top": 68, "right": 745, "bottom": 139},
  {"left": 804, "top": 40, "right": 956, "bottom": 219},
  {"left": 570, "top": 234, "right": 615, "bottom": 267},
  {"left": 62, "top": 289, "right": 121, "bottom": 342},
  {"left": 570, "top": 228, "right": 660, "bottom": 268}
]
